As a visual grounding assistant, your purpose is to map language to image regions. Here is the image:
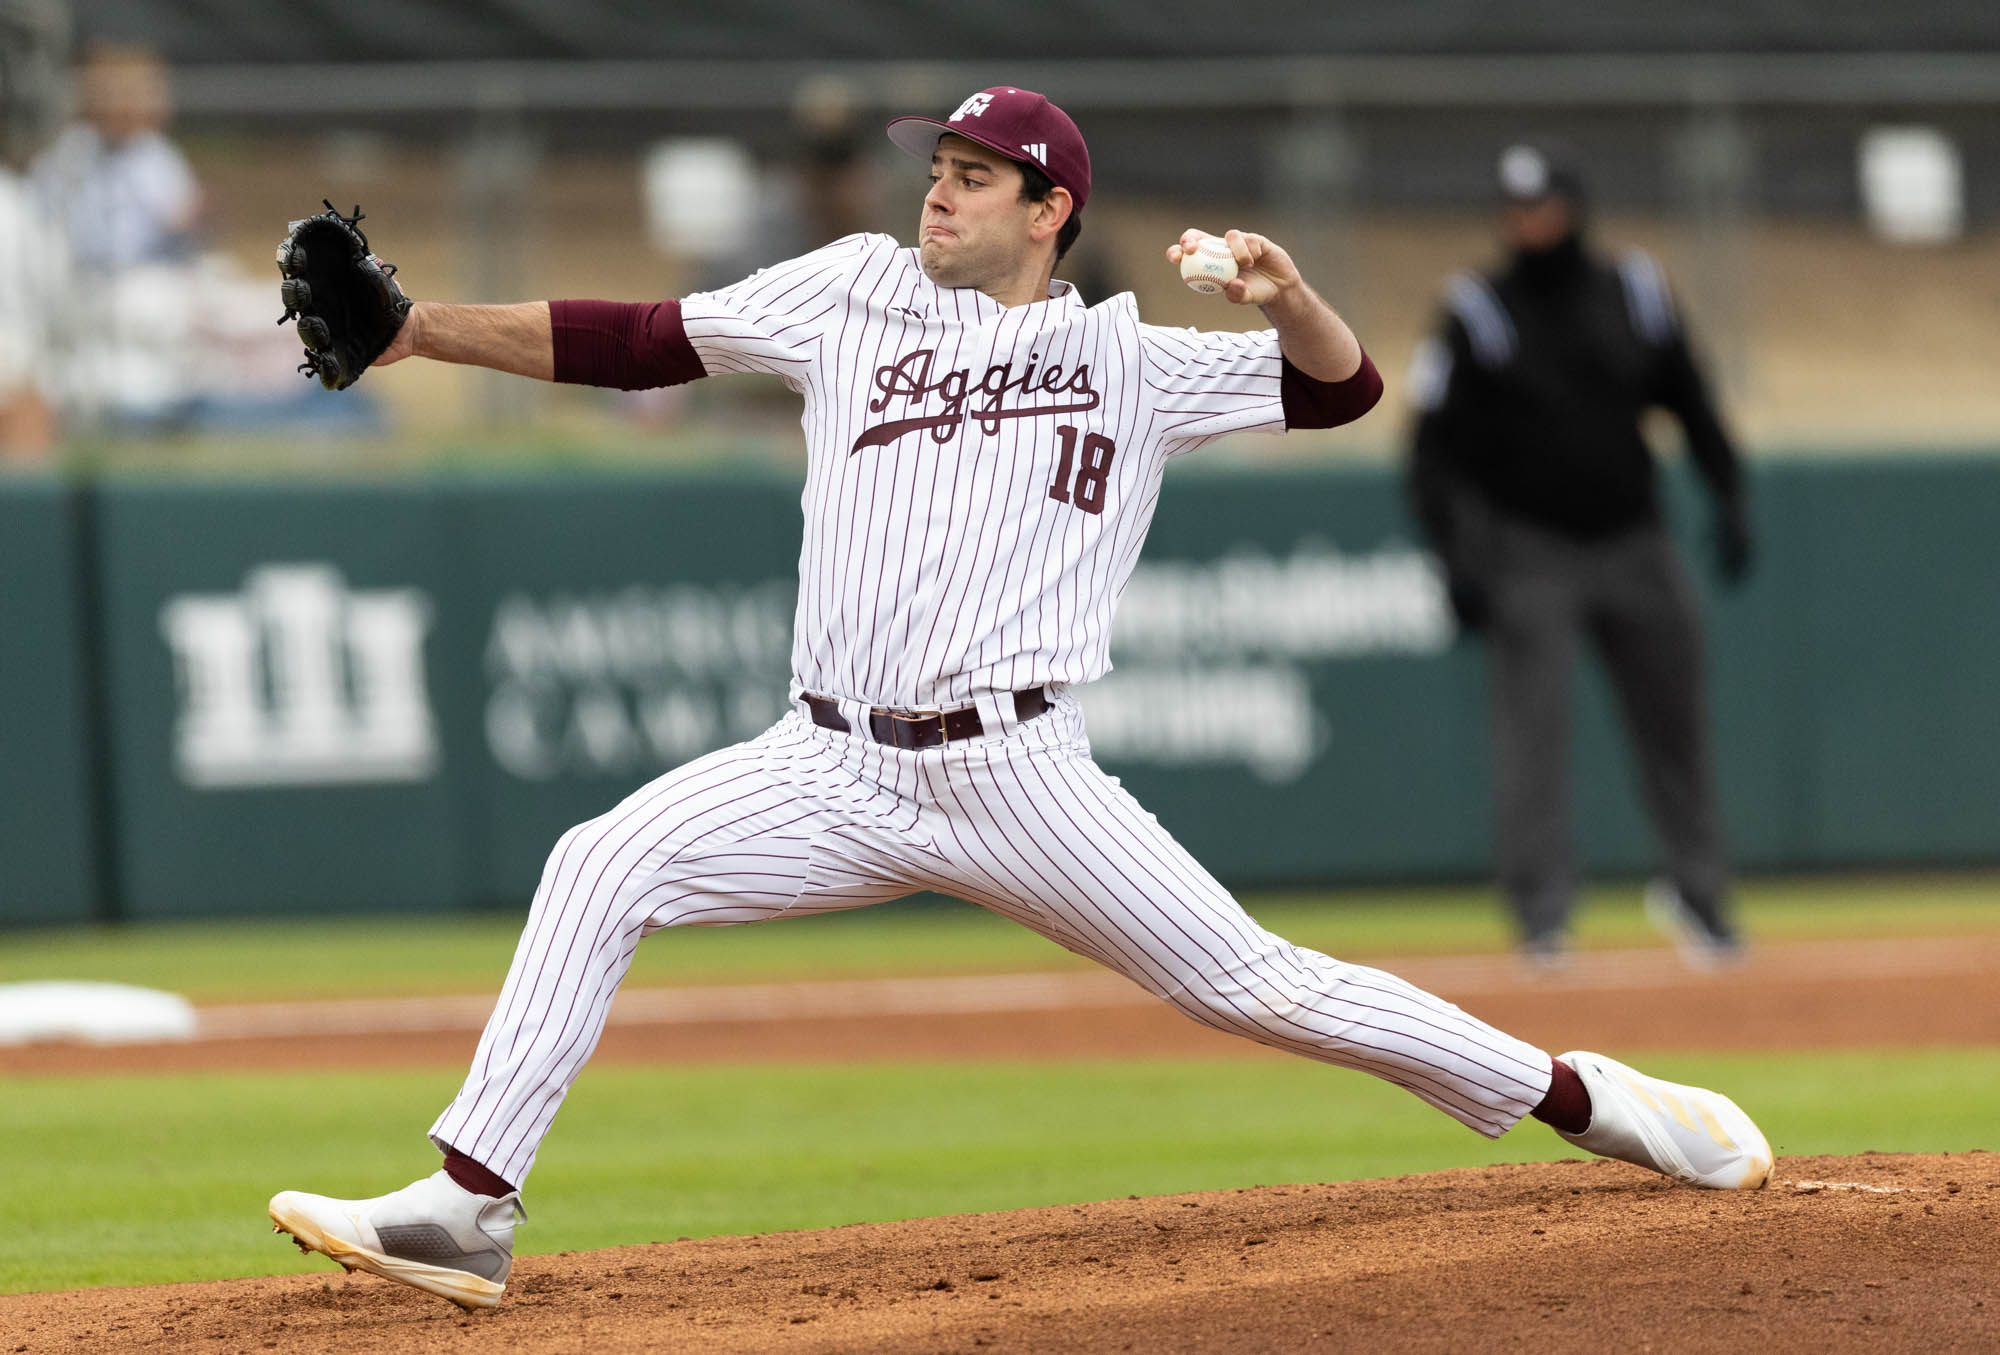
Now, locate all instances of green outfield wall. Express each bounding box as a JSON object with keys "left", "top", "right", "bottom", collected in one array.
[
  {"left": 2, "top": 456, "right": 1995, "bottom": 923},
  {"left": 0, "top": 478, "right": 100, "bottom": 924}
]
